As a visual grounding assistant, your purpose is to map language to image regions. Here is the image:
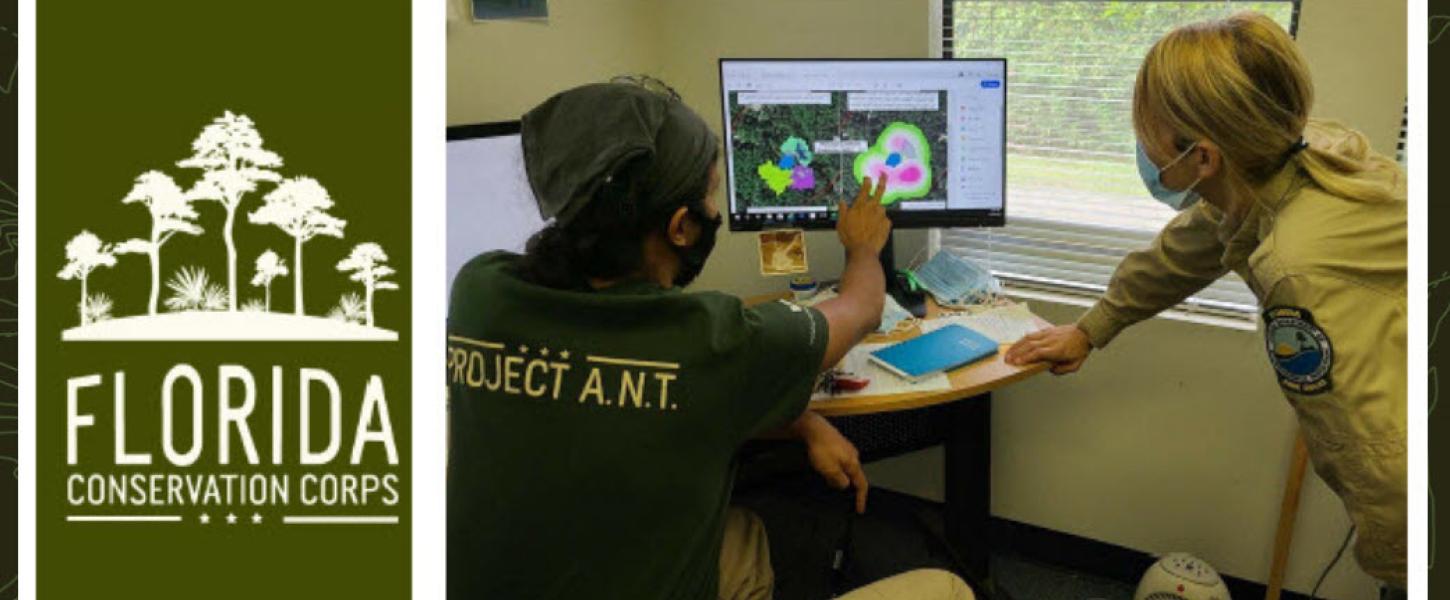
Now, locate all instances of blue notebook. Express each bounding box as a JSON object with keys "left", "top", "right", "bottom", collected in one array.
[{"left": 868, "top": 324, "right": 999, "bottom": 382}]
